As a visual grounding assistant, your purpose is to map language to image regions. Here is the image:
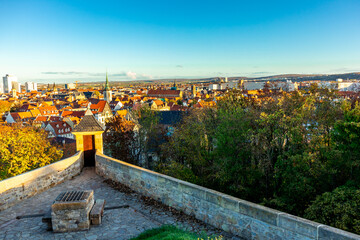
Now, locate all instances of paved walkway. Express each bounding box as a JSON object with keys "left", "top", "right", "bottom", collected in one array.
[{"left": 0, "top": 168, "right": 238, "bottom": 240}]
